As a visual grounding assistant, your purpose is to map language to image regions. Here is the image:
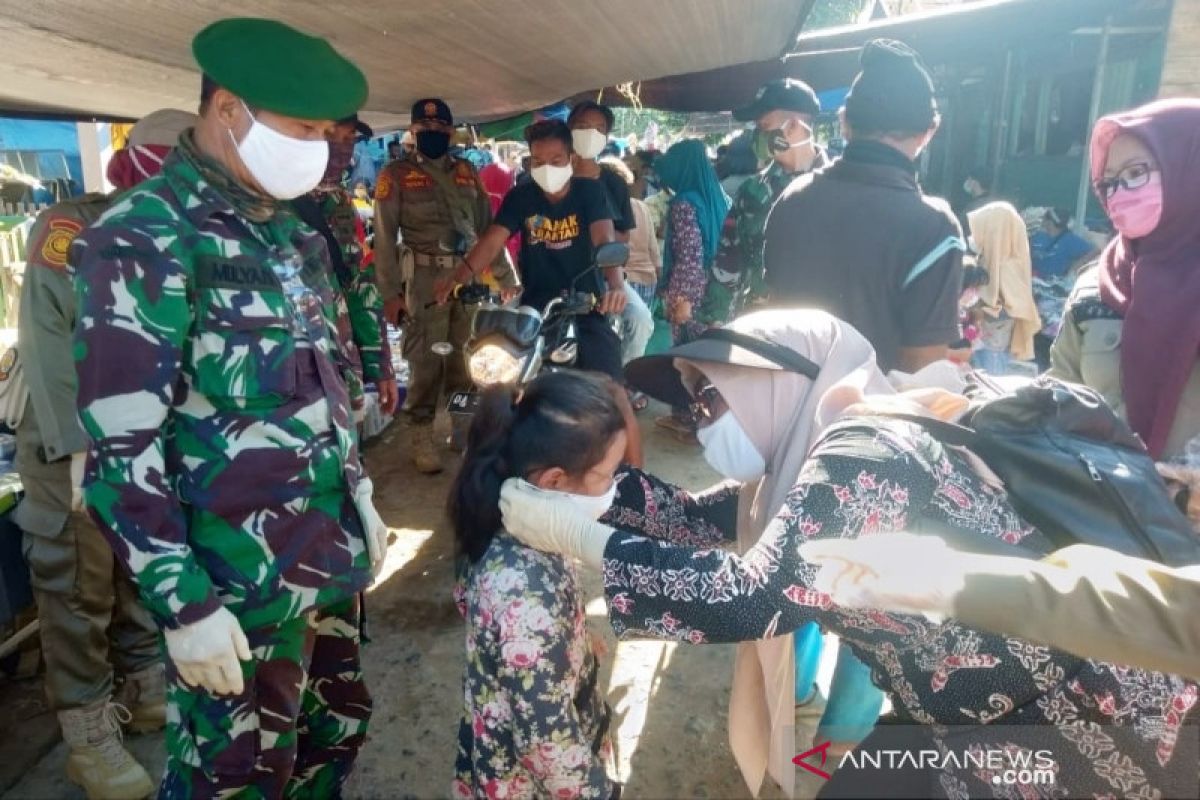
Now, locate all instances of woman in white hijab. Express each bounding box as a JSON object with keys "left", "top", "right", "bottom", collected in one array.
[{"left": 499, "top": 309, "right": 1196, "bottom": 799}]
